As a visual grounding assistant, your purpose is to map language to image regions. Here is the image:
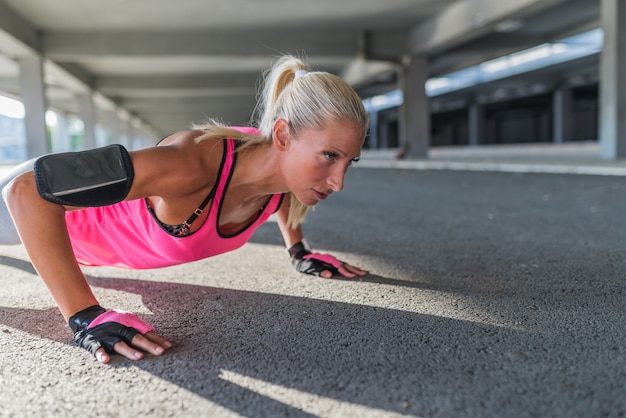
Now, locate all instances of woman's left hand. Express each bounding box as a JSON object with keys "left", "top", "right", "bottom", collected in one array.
[
  {"left": 329, "top": 261, "right": 368, "bottom": 279},
  {"left": 292, "top": 251, "right": 367, "bottom": 279}
]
